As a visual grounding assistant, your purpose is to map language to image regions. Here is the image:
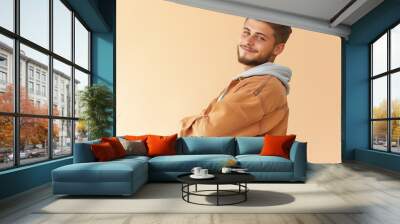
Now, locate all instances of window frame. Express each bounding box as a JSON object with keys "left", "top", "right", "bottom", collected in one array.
[
  {"left": 370, "top": 19, "right": 400, "bottom": 154},
  {"left": 0, "top": 0, "right": 92, "bottom": 171}
]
